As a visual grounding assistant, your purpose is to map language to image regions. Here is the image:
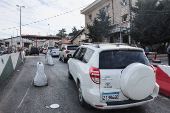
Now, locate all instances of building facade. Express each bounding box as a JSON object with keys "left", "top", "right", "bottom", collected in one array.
[
  {"left": 71, "top": 29, "right": 90, "bottom": 45},
  {"left": 81, "top": 0, "right": 136, "bottom": 44}
]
